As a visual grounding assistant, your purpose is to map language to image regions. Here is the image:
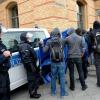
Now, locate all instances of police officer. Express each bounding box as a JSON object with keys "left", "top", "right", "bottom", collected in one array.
[
  {"left": 0, "top": 28, "right": 11, "bottom": 100},
  {"left": 18, "top": 32, "right": 41, "bottom": 98}
]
